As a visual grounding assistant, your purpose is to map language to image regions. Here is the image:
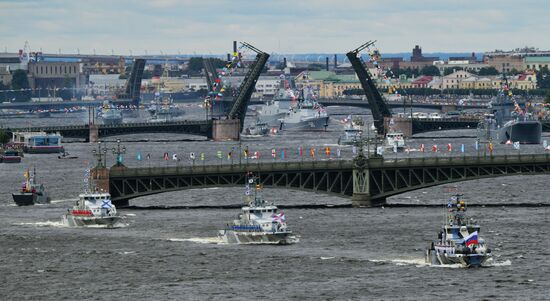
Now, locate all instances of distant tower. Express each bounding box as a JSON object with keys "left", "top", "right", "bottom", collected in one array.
[{"left": 412, "top": 45, "right": 422, "bottom": 61}]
